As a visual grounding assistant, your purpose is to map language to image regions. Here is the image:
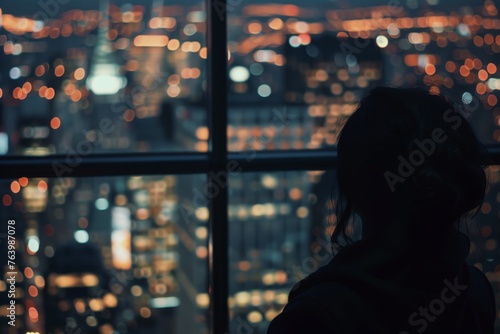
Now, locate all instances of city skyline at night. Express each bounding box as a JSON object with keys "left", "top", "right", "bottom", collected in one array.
[{"left": 0, "top": 0, "right": 499, "bottom": 333}]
